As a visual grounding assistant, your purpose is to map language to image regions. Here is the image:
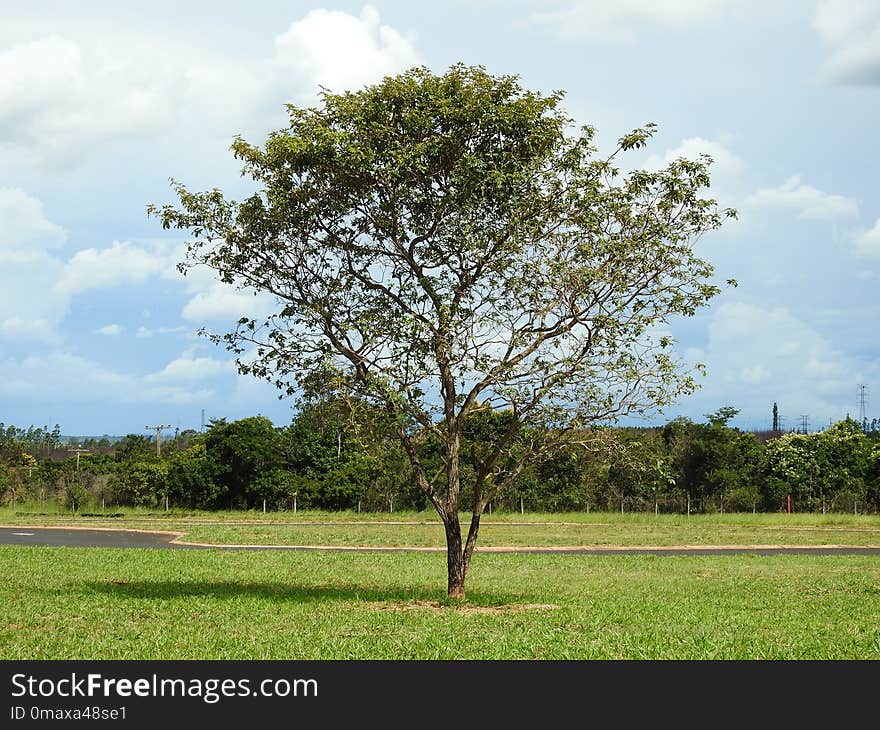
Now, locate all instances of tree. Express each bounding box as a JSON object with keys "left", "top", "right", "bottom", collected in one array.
[
  {"left": 759, "top": 419, "right": 870, "bottom": 512},
  {"left": 868, "top": 441, "right": 880, "bottom": 510},
  {"left": 151, "top": 65, "right": 733, "bottom": 598},
  {"left": 114, "top": 434, "right": 155, "bottom": 463},
  {"left": 203, "top": 417, "right": 283, "bottom": 508},
  {"left": 112, "top": 461, "right": 168, "bottom": 507},
  {"left": 166, "top": 443, "right": 219, "bottom": 509},
  {"left": 662, "top": 411, "right": 759, "bottom": 511},
  {"left": 815, "top": 418, "right": 871, "bottom": 511}
]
